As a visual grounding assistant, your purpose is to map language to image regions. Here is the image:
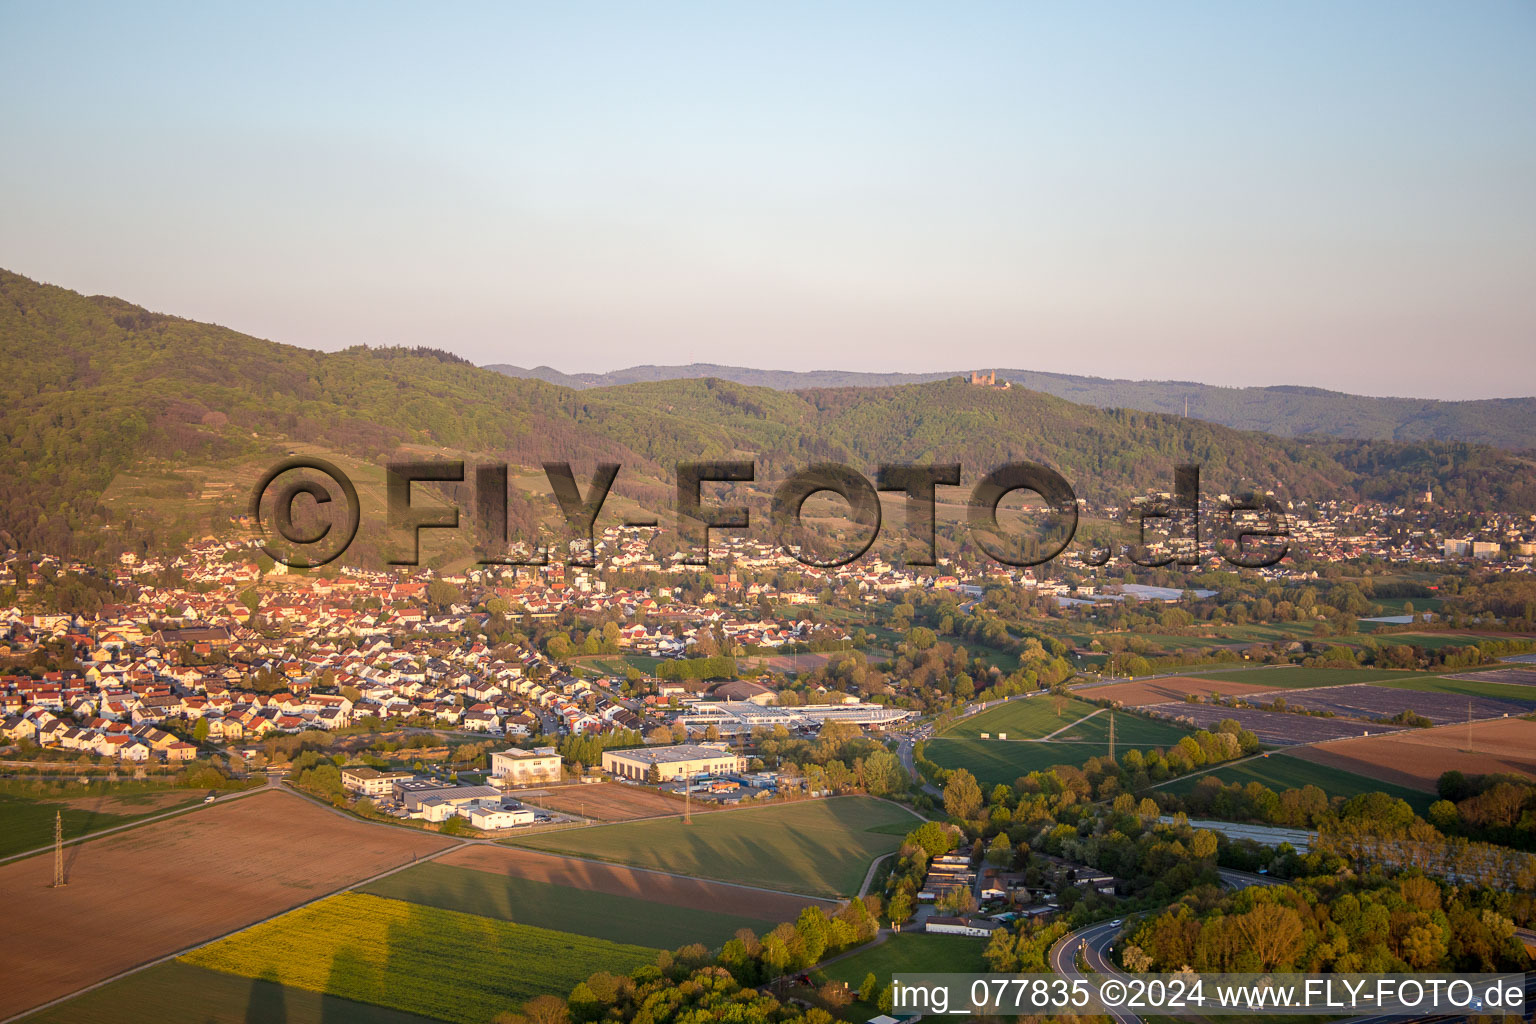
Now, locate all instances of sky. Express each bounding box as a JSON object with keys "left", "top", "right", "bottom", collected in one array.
[{"left": 2, "top": 2, "right": 1533, "bottom": 399}]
